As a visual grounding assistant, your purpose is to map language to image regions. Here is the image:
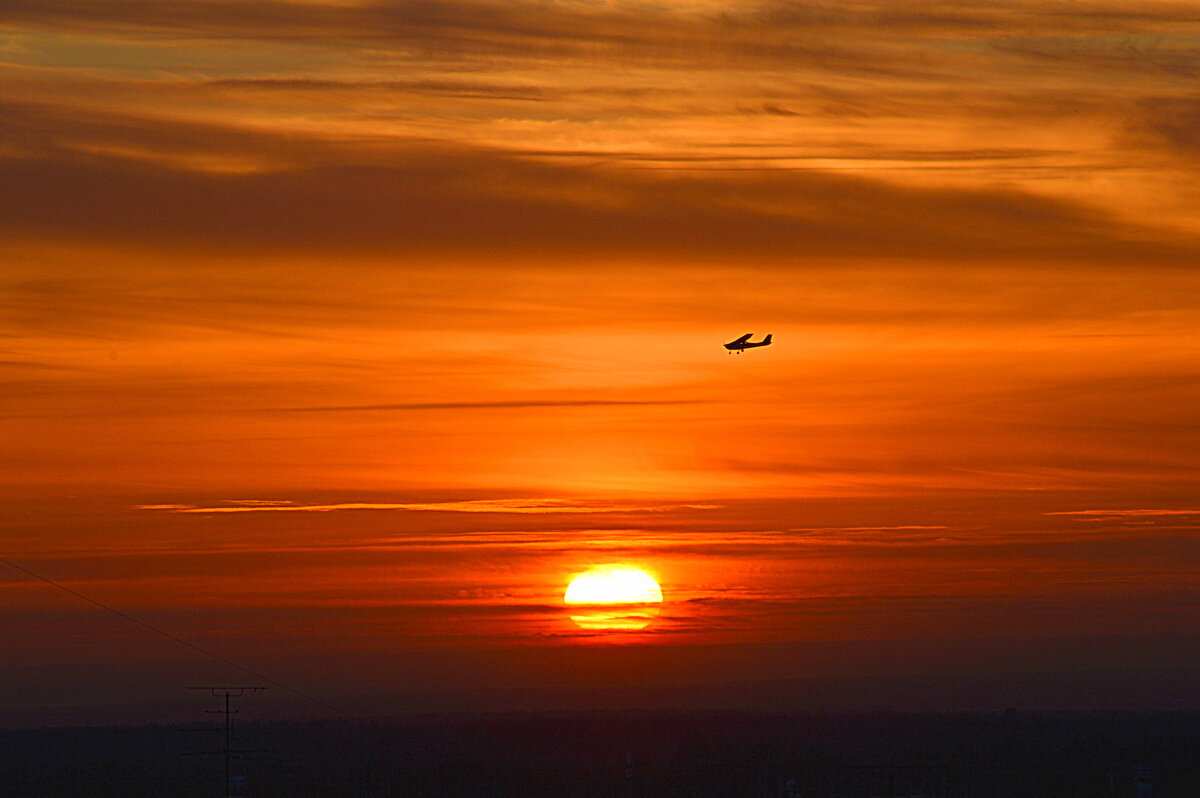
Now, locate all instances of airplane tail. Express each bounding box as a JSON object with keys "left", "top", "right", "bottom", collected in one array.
[{"left": 763, "top": 334, "right": 772, "bottom": 344}]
